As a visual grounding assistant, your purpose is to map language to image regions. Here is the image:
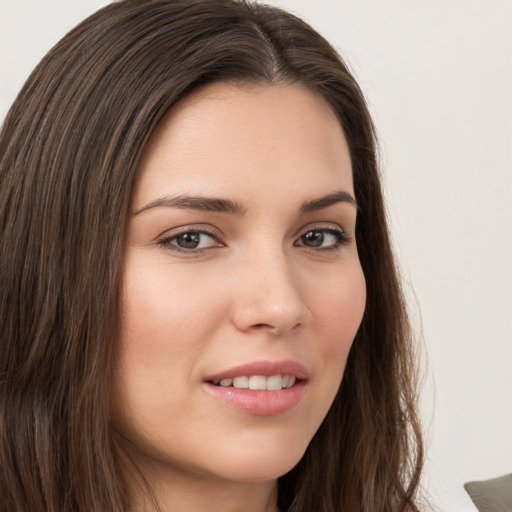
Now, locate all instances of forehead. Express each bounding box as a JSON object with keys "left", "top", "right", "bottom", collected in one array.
[{"left": 132, "top": 82, "right": 353, "bottom": 208}]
